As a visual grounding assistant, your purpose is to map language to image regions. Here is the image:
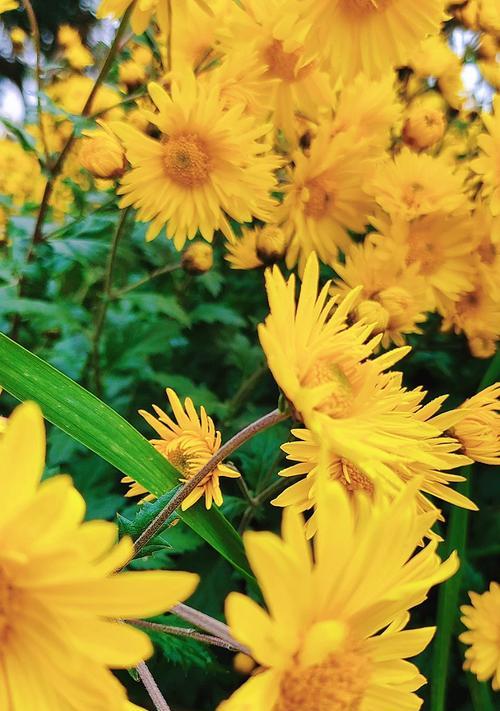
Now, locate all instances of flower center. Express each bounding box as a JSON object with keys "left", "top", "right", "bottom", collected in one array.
[
  {"left": 477, "top": 239, "right": 496, "bottom": 265},
  {"left": 0, "top": 568, "right": 14, "bottom": 641},
  {"left": 264, "top": 40, "right": 310, "bottom": 82},
  {"left": 163, "top": 134, "right": 211, "bottom": 188},
  {"left": 343, "top": 0, "right": 392, "bottom": 13},
  {"left": 303, "top": 180, "right": 331, "bottom": 220},
  {"left": 303, "top": 361, "right": 354, "bottom": 417},
  {"left": 330, "top": 459, "right": 375, "bottom": 497},
  {"left": 406, "top": 220, "right": 438, "bottom": 275},
  {"left": 274, "top": 649, "right": 371, "bottom": 711},
  {"left": 401, "top": 182, "right": 426, "bottom": 212}
]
